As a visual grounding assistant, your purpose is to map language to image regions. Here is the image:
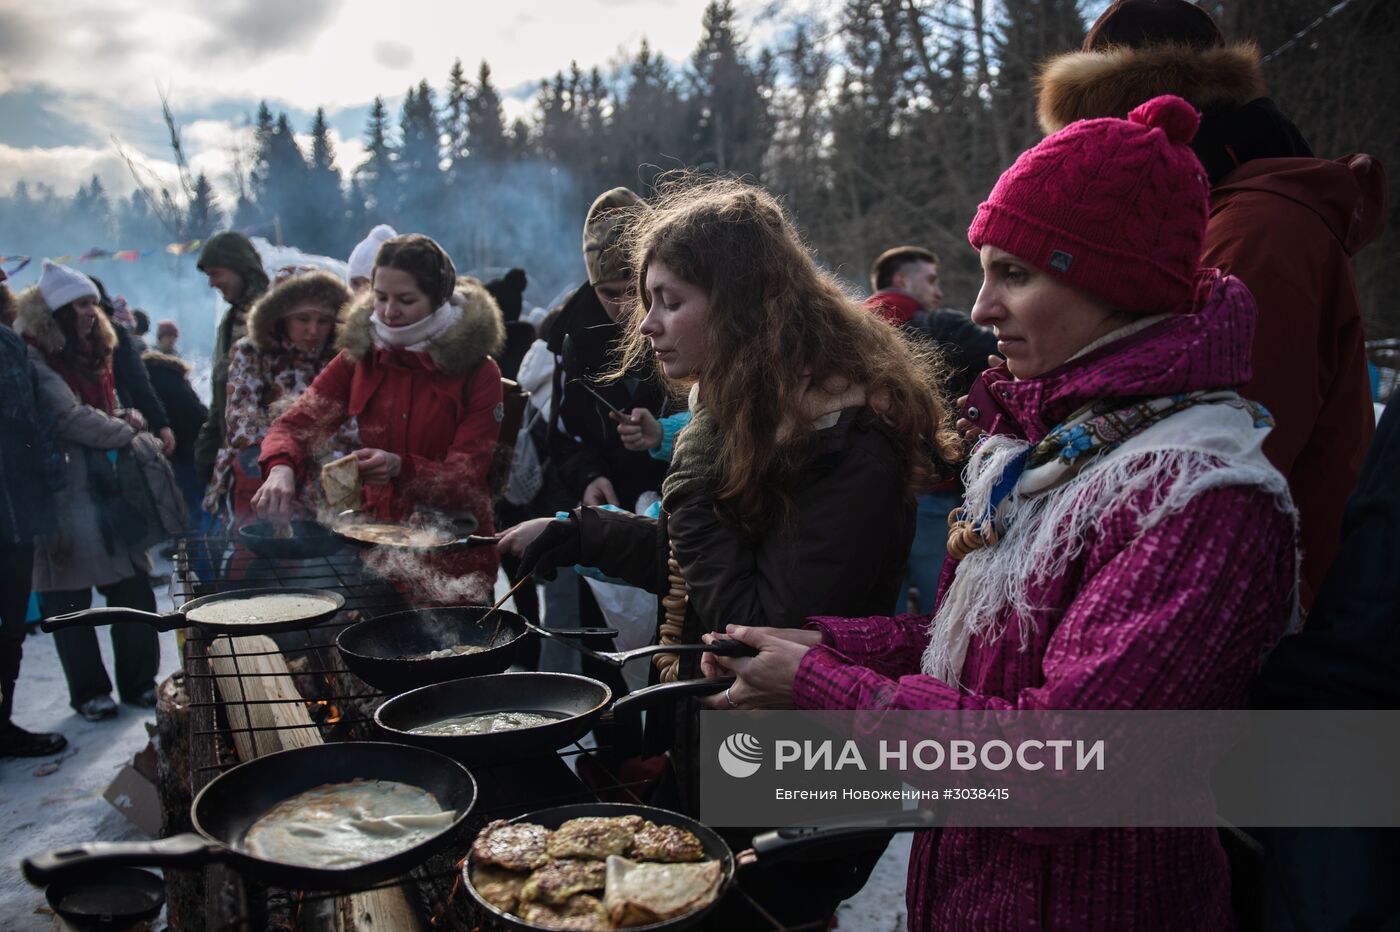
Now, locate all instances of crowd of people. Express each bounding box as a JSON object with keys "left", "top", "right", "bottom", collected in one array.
[{"left": 0, "top": 1, "right": 1393, "bottom": 929}]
